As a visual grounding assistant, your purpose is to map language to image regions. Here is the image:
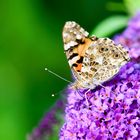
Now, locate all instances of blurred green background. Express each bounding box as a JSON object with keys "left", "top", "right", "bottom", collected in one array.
[{"left": 0, "top": 0, "right": 139, "bottom": 139}]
